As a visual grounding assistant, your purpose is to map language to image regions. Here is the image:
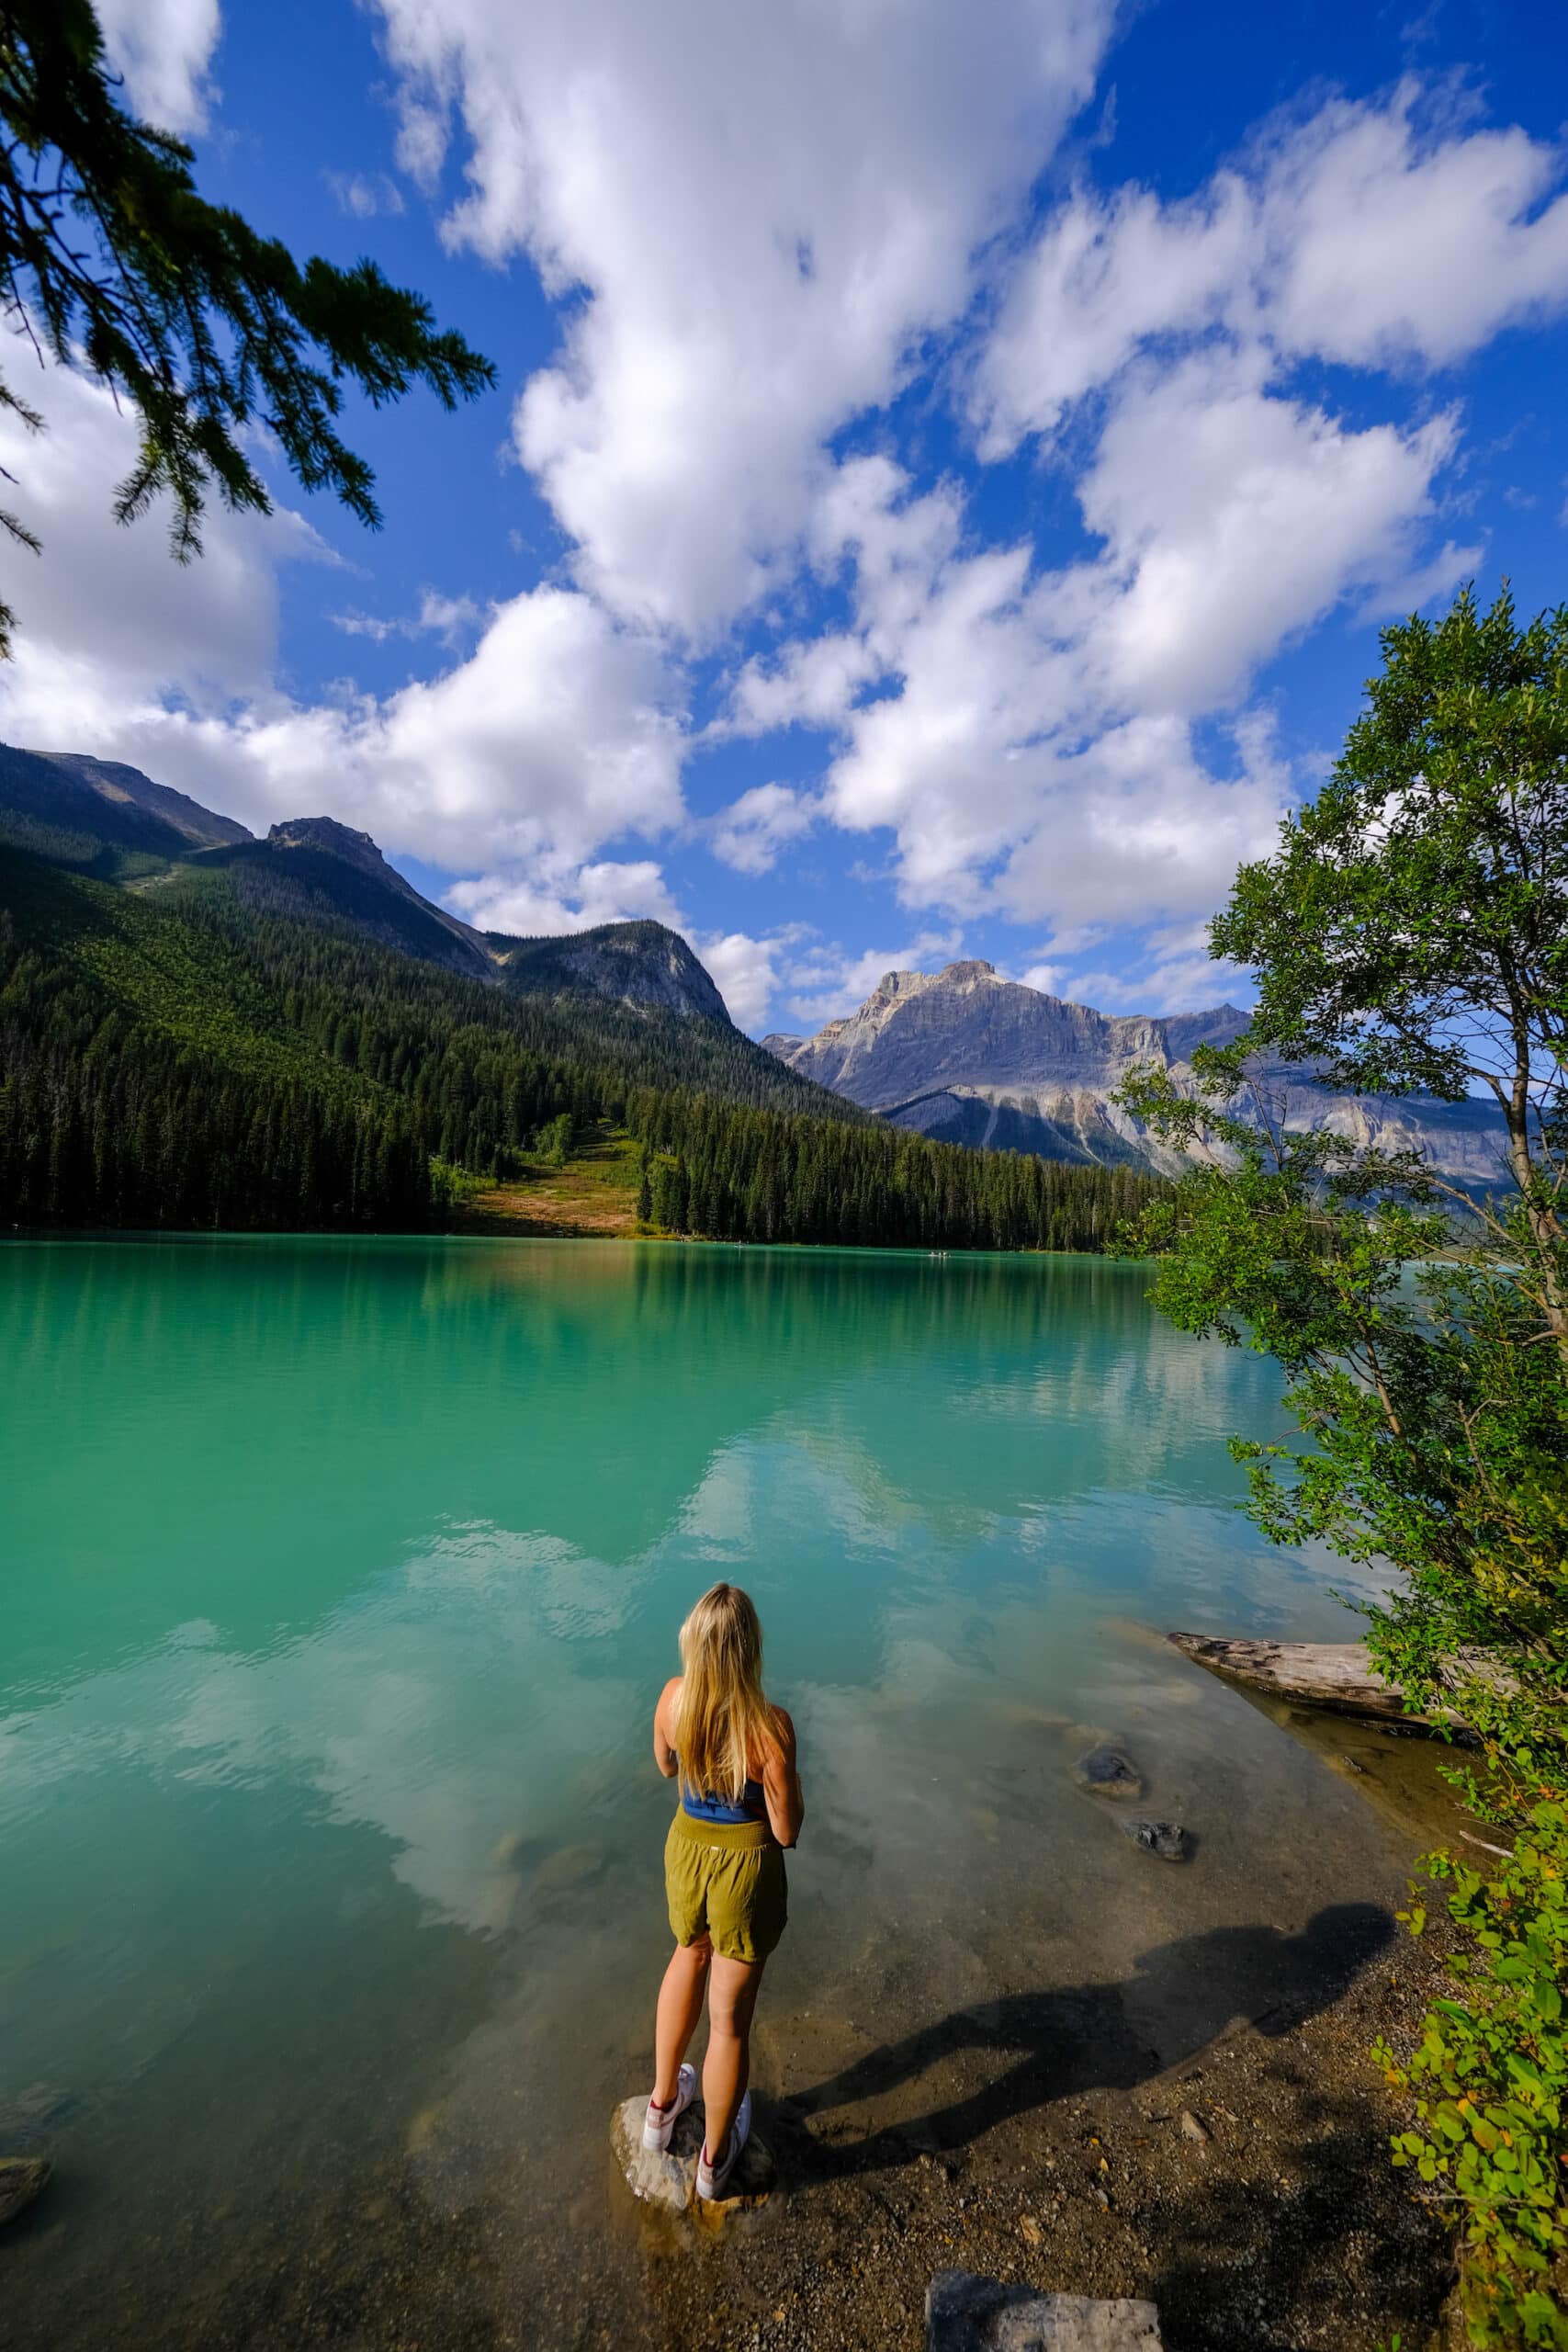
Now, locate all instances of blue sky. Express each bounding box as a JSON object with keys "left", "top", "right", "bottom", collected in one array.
[{"left": 4, "top": 0, "right": 1568, "bottom": 1034}]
